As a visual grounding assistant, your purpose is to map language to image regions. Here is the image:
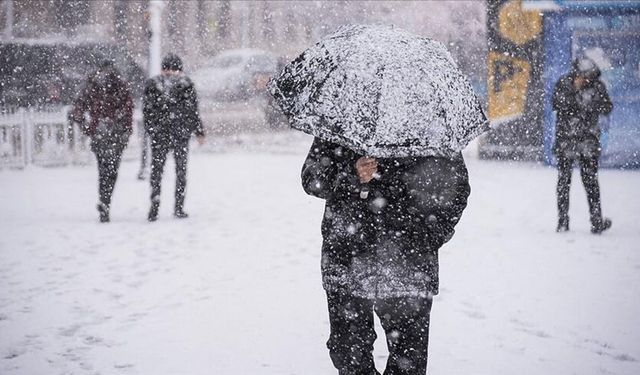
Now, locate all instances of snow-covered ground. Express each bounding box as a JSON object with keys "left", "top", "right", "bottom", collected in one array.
[{"left": 1, "top": 133, "right": 639, "bottom": 375}]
